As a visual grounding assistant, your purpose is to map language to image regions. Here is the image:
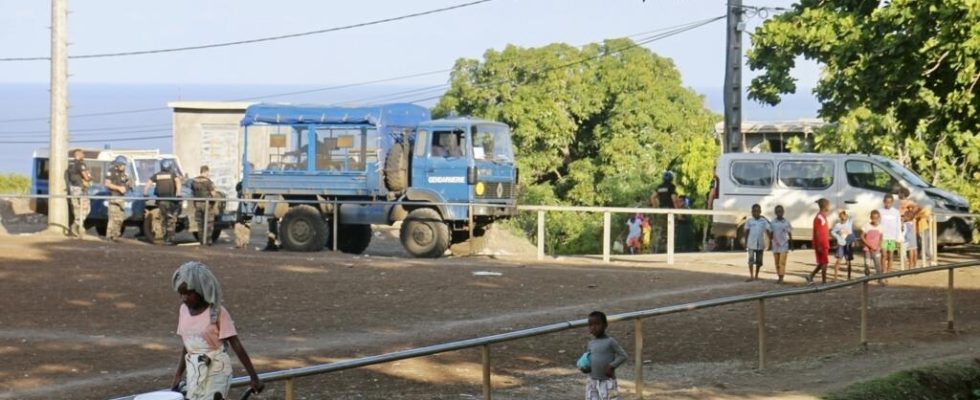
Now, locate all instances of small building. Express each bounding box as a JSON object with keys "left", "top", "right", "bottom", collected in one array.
[
  {"left": 168, "top": 101, "right": 264, "bottom": 198},
  {"left": 714, "top": 119, "right": 828, "bottom": 153}
]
